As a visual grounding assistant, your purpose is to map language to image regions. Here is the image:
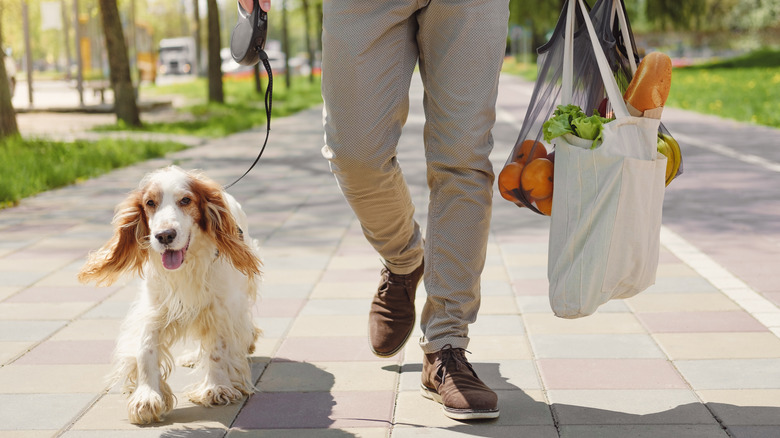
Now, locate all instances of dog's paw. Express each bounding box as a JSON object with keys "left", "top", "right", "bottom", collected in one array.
[
  {"left": 188, "top": 384, "right": 247, "bottom": 407},
  {"left": 127, "top": 385, "right": 175, "bottom": 424}
]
